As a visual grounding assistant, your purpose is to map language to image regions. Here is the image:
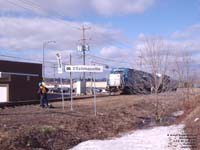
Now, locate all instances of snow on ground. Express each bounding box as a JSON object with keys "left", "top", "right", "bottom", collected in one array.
[{"left": 71, "top": 124, "right": 190, "bottom": 150}]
